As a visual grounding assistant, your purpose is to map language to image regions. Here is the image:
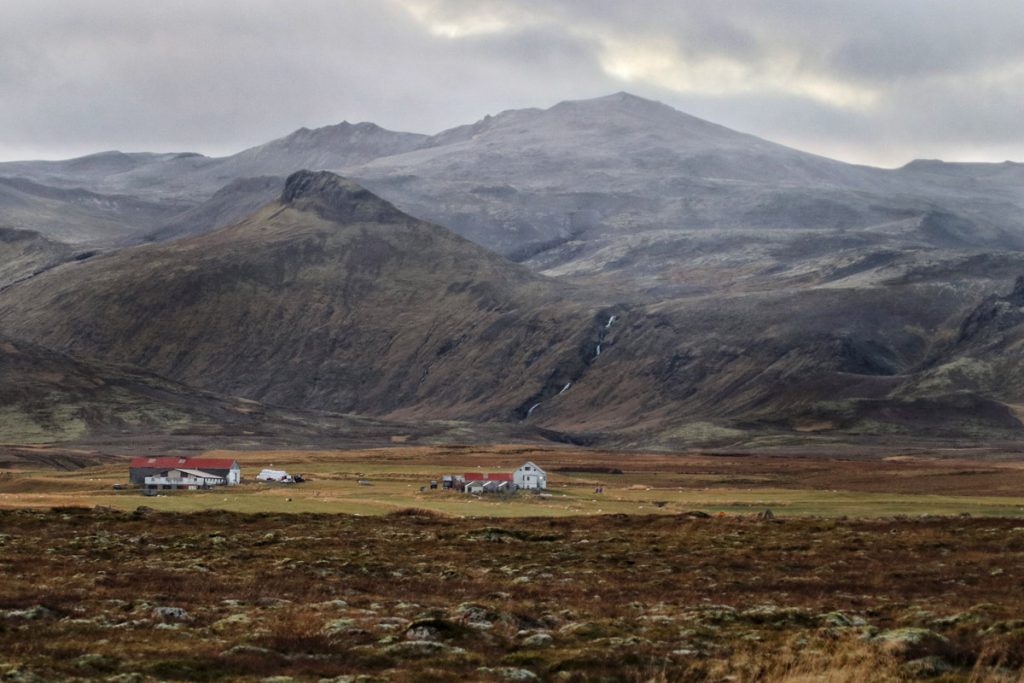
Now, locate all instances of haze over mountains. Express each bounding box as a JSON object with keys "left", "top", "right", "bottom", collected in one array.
[{"left": 2, "top": 93, "right": 1024, "bottom": 449}]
